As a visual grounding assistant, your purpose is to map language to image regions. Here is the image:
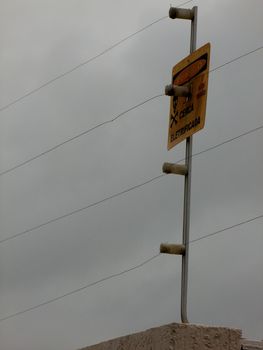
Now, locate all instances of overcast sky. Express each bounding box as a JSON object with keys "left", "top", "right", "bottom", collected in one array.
[{"left": 0, "top": 0, "right": 263, "bottom": 349}]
